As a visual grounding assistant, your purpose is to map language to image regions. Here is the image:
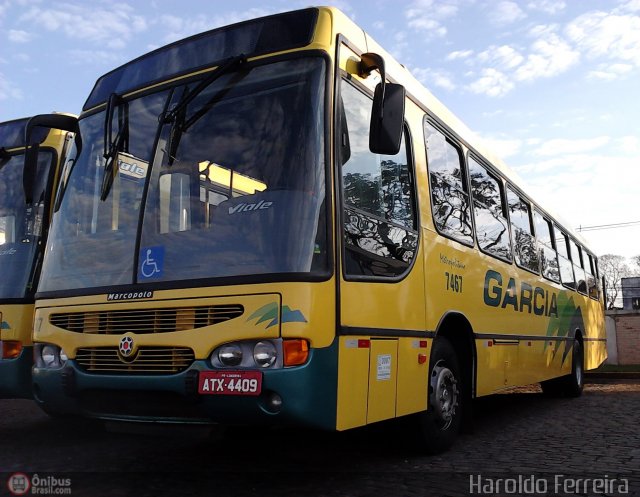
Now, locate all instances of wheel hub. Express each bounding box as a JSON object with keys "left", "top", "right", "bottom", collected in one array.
[{"left": 430, "top": 361, "right": 459, "bottom": 430}]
